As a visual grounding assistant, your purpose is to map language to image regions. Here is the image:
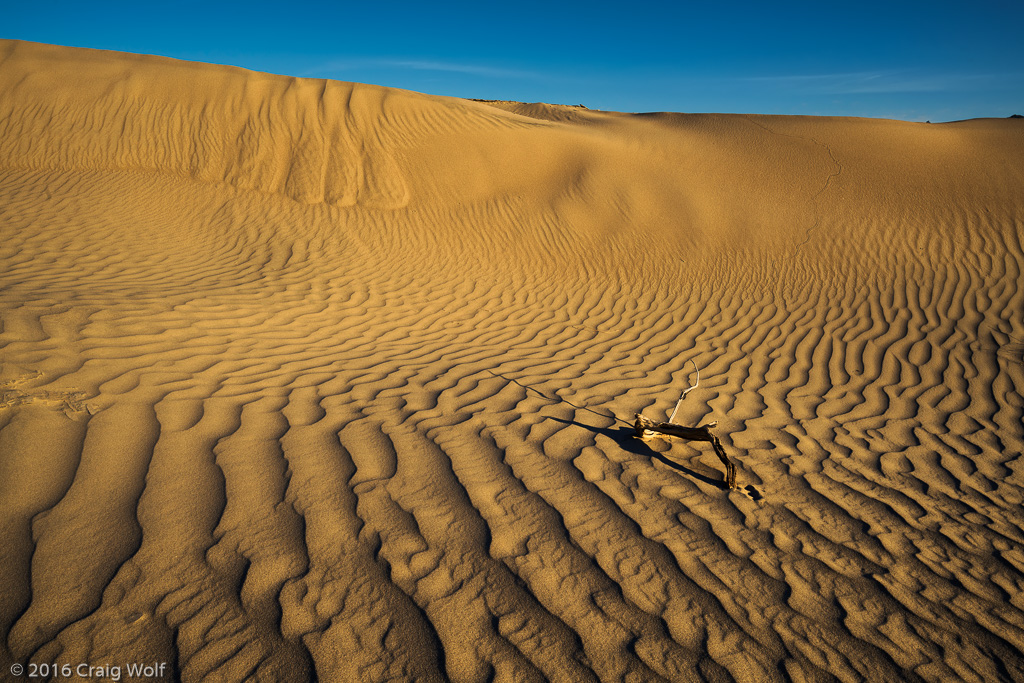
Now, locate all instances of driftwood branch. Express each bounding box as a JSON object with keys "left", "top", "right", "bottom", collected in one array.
[
  {"left": 634, "top": 360, "right": 736, "bottom": 489},
  {"left": 634, "top": 415, "right": 736, "bottom": 489}
]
